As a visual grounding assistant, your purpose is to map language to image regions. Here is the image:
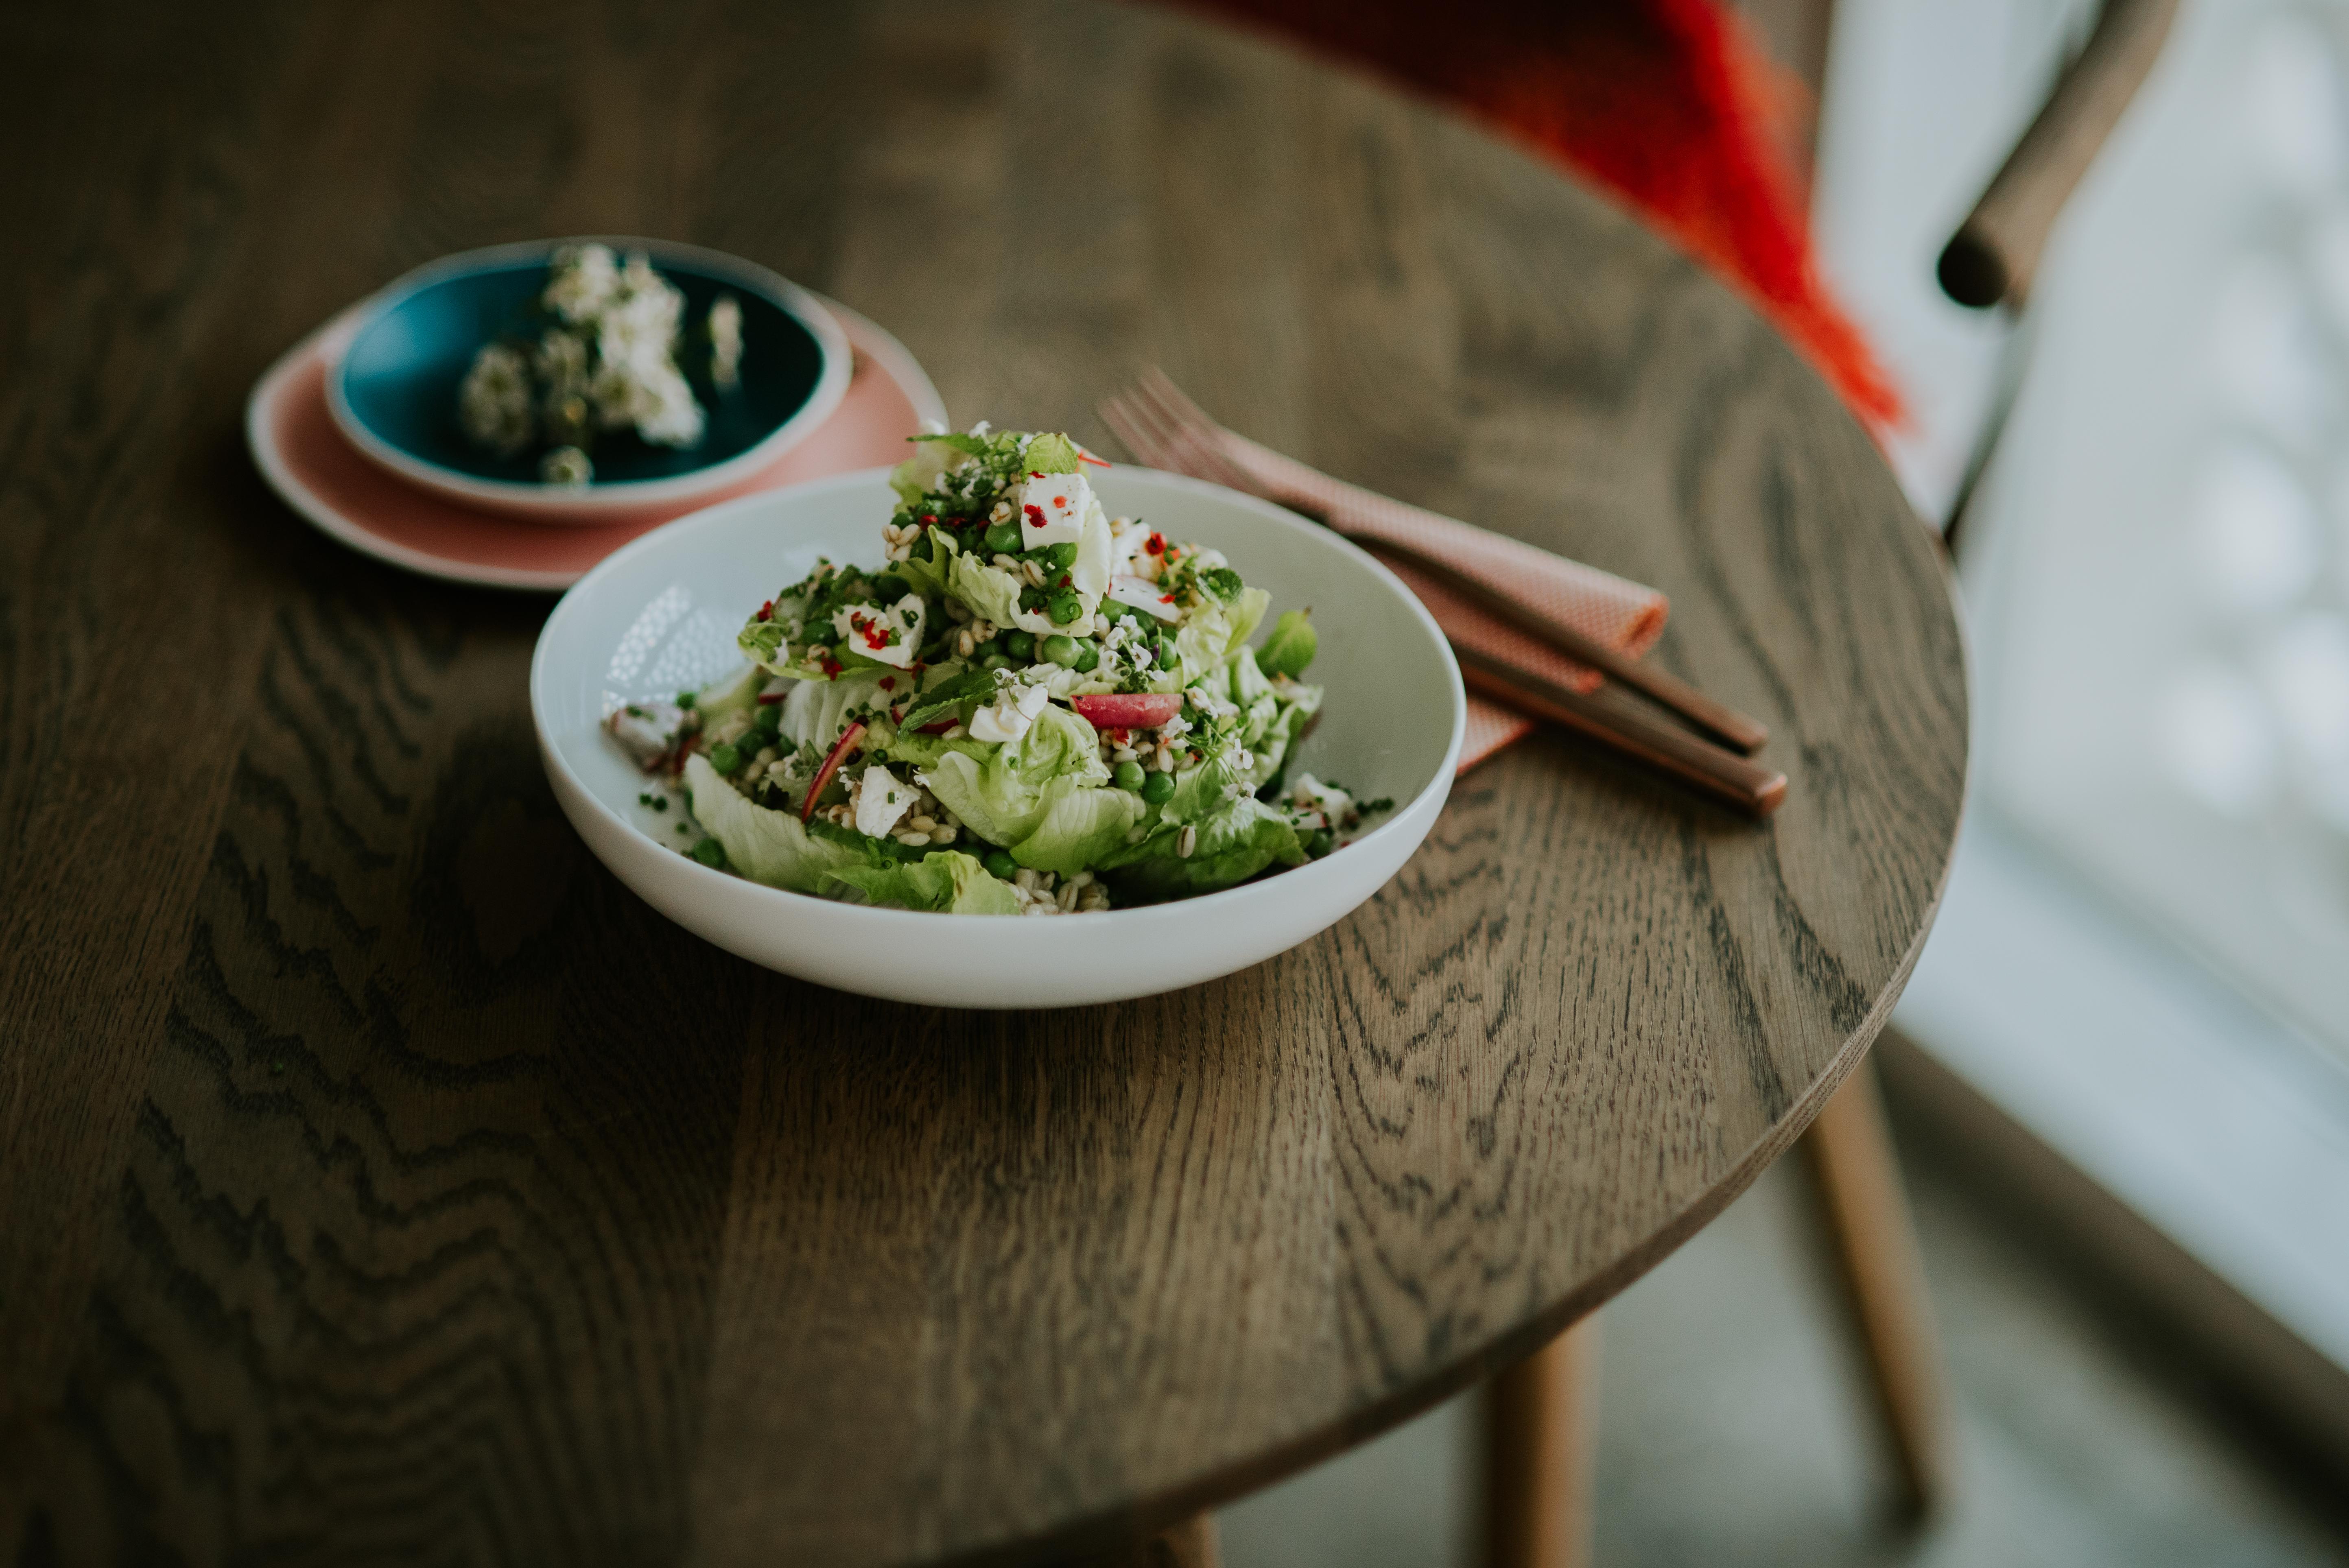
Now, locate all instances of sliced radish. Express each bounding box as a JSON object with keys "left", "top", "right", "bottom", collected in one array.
[
  {"left": 800, "top": 720, "right": 867, "bottom": 823},
  {"left": 1072, "top": 692, "right": 1182, "bottom": 729}
]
